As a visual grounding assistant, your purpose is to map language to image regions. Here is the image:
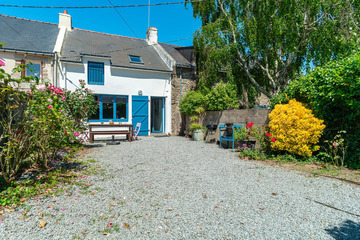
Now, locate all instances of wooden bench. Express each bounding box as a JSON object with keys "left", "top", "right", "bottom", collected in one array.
[{"left": 89, "top": 124, "right": 133, "bottom": 143}]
